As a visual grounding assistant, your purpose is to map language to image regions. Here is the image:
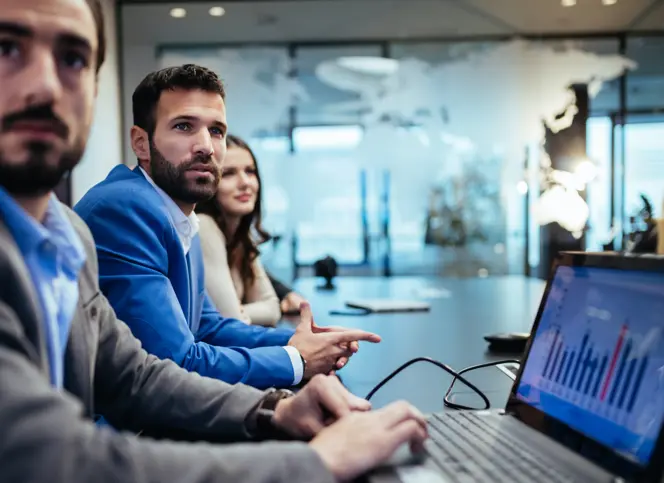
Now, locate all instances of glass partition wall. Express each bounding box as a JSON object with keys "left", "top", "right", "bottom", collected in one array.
[{"left": 157, "top": 34, "right": 664, "bottom": 280}]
